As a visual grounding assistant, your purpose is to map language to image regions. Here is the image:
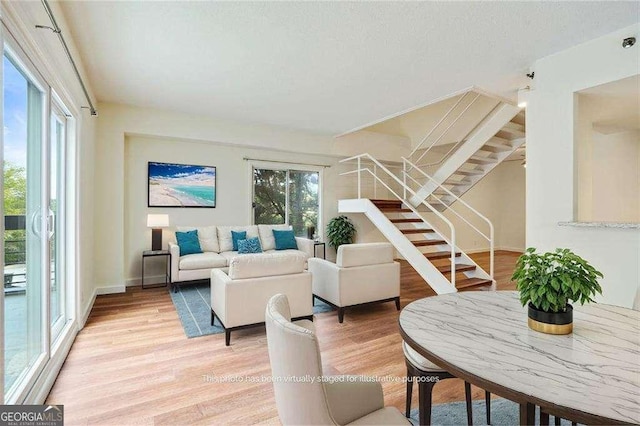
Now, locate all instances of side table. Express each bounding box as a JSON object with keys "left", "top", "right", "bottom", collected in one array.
[
  {"left": 142, "top": 250, "right": 171, "bottom": 290},
  {"left": 313, "top": 242, "right": 326, "bottom": 259}
]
